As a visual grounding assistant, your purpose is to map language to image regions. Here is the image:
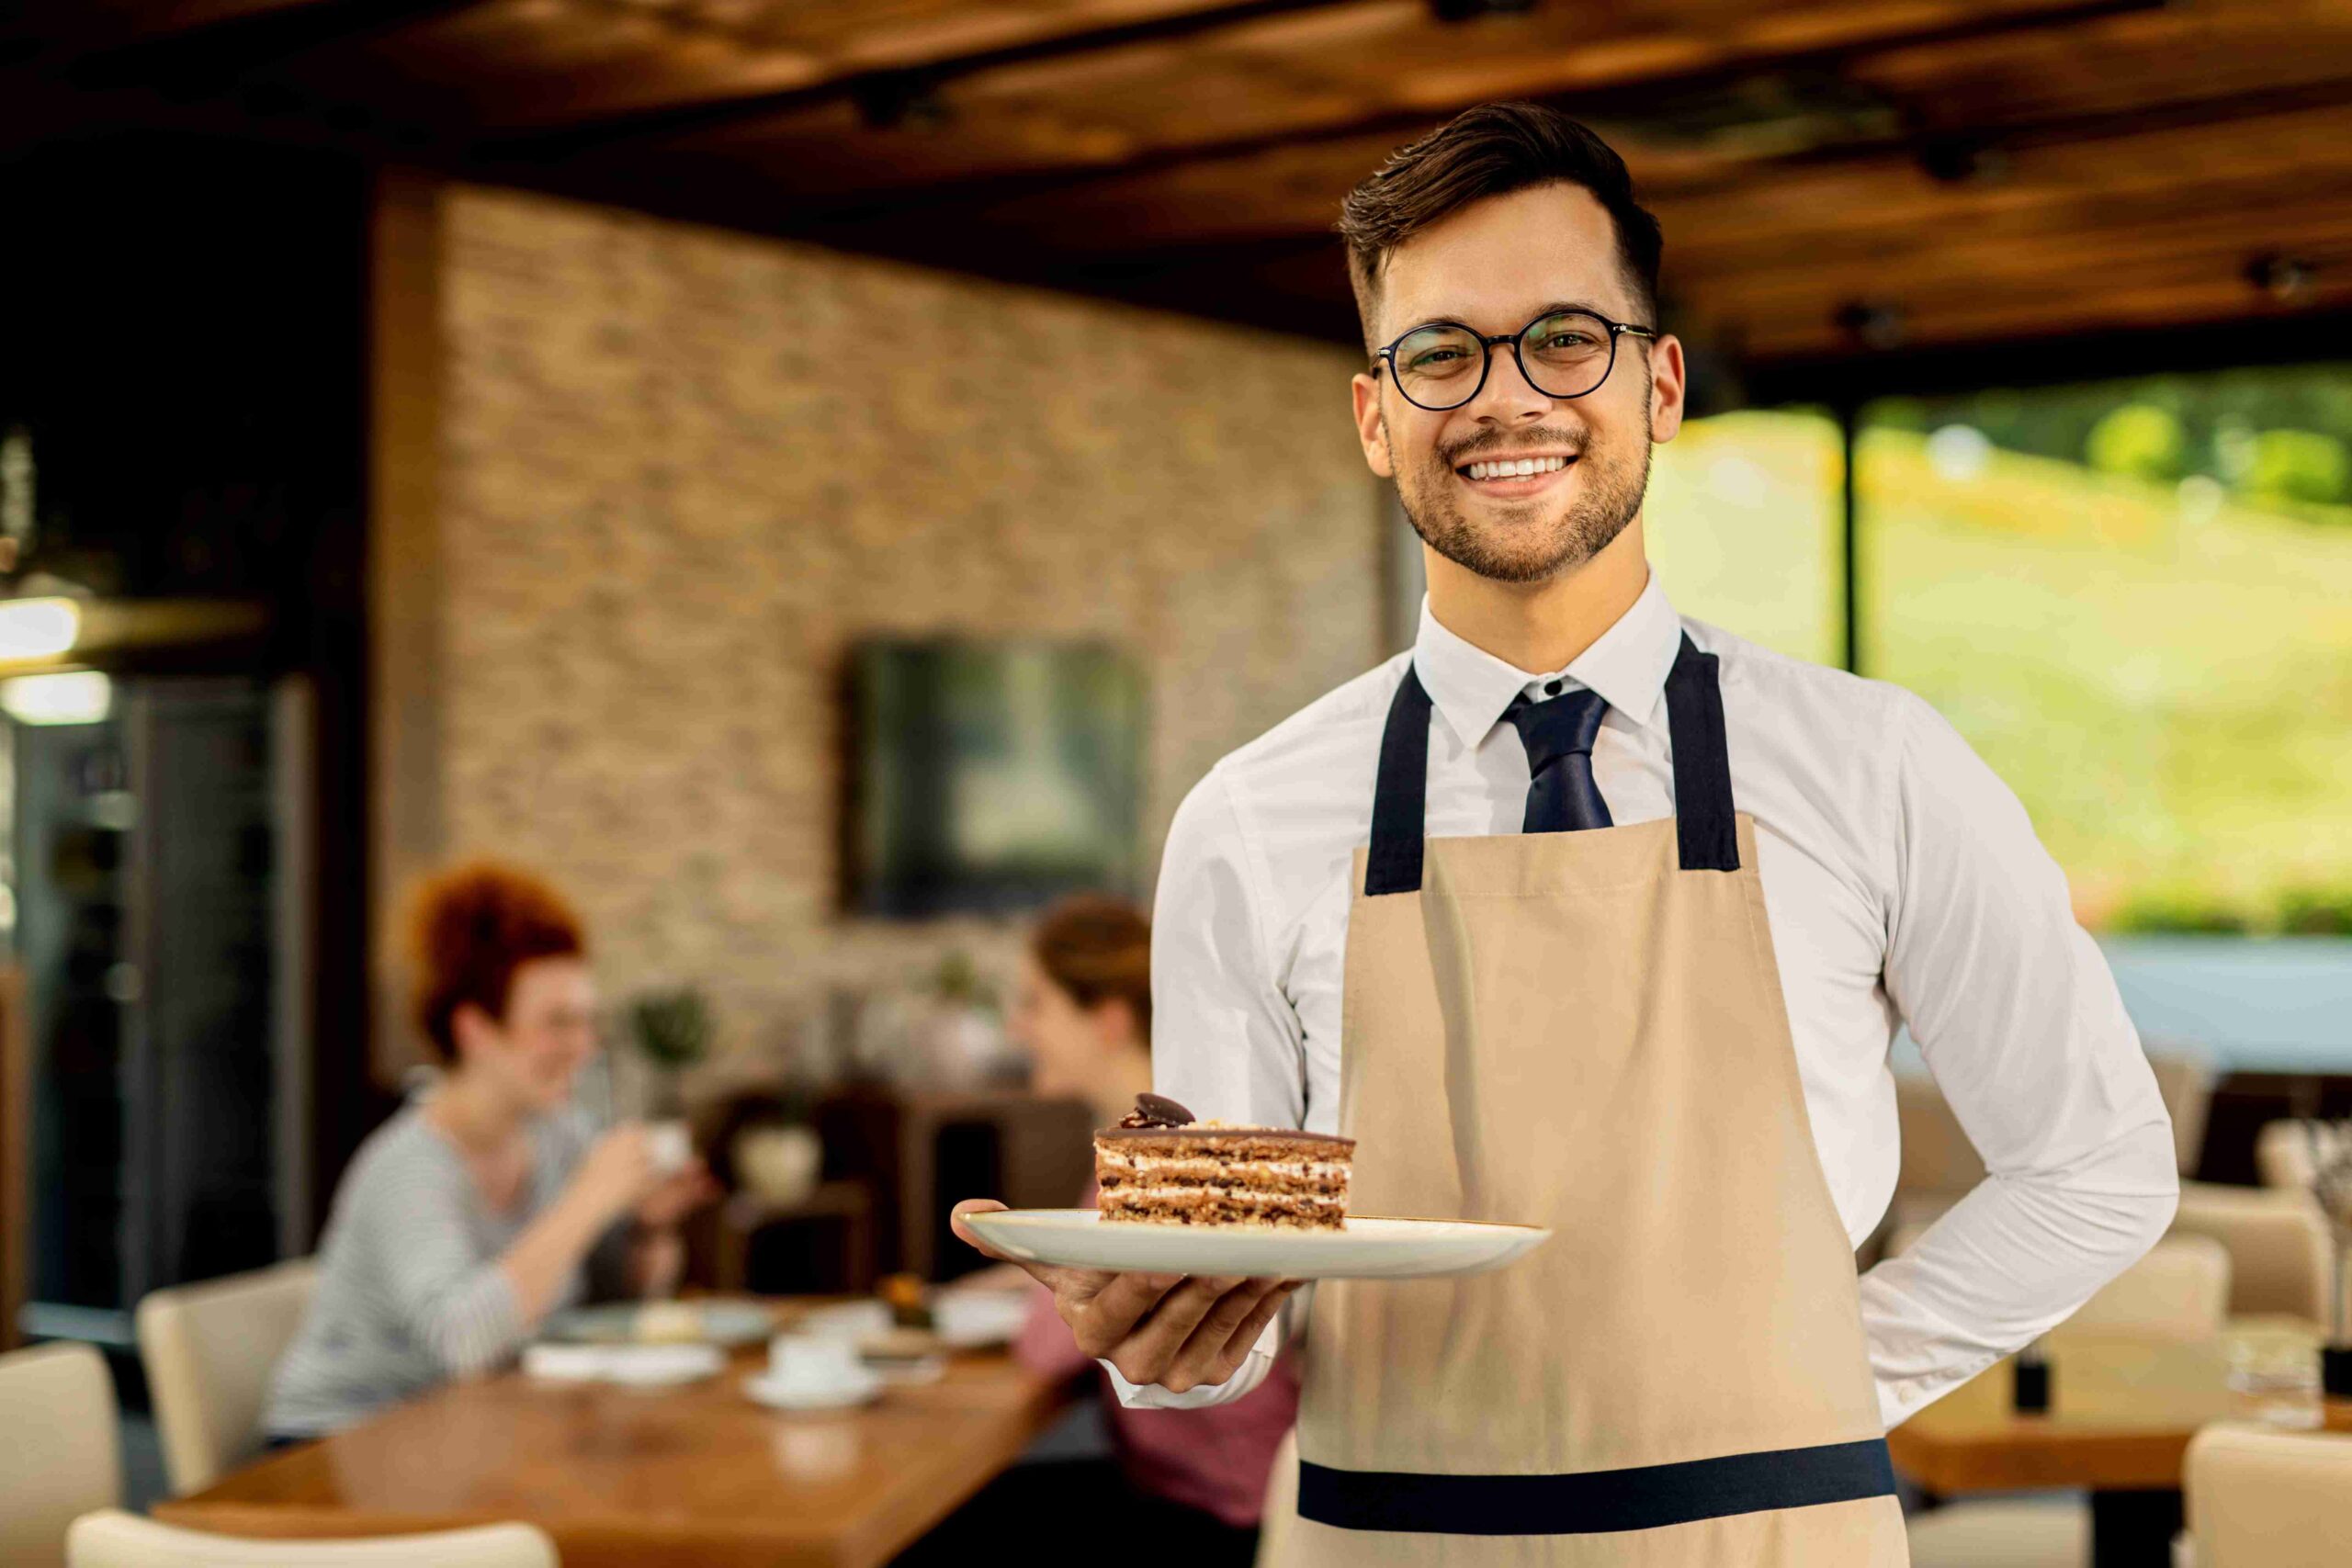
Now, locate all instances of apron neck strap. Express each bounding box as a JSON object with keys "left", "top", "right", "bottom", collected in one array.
[
  {"left": 1662, "top": 632, "right": 1740, "bottom": 874},
  {"left": 1364, "top": 632, "right": 1738, "bottom": 897}
]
